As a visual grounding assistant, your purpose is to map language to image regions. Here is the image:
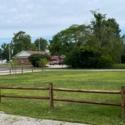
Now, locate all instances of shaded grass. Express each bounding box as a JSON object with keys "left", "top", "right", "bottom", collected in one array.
[
  {"left": 0, "top": 71, "right": 125, "bottom": 125},
  {"left": 112, "top": 64, "right": 125, "bottom": 69}
]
